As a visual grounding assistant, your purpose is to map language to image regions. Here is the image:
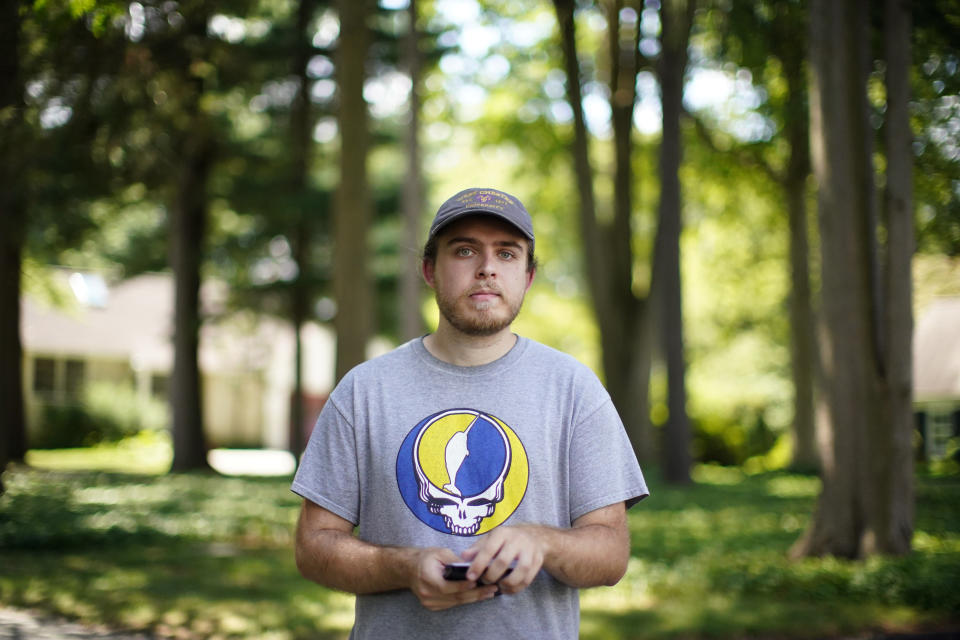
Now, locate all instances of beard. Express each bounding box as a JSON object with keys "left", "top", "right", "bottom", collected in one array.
[{"left": 435, "top": 281, "right": 525, "bottom": 337}]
